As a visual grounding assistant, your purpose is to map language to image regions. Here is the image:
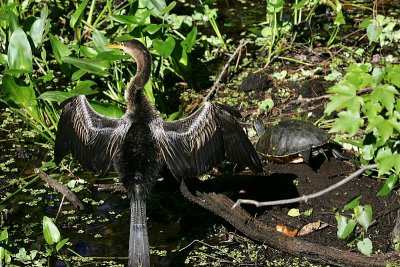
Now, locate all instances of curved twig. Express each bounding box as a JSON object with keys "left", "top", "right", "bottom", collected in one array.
[
  {"left": 203, "top": 39, "right": 248, "bottom": 102},
  {"left": 232, "top": 164, "right": 378, "bottom": 209}
]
